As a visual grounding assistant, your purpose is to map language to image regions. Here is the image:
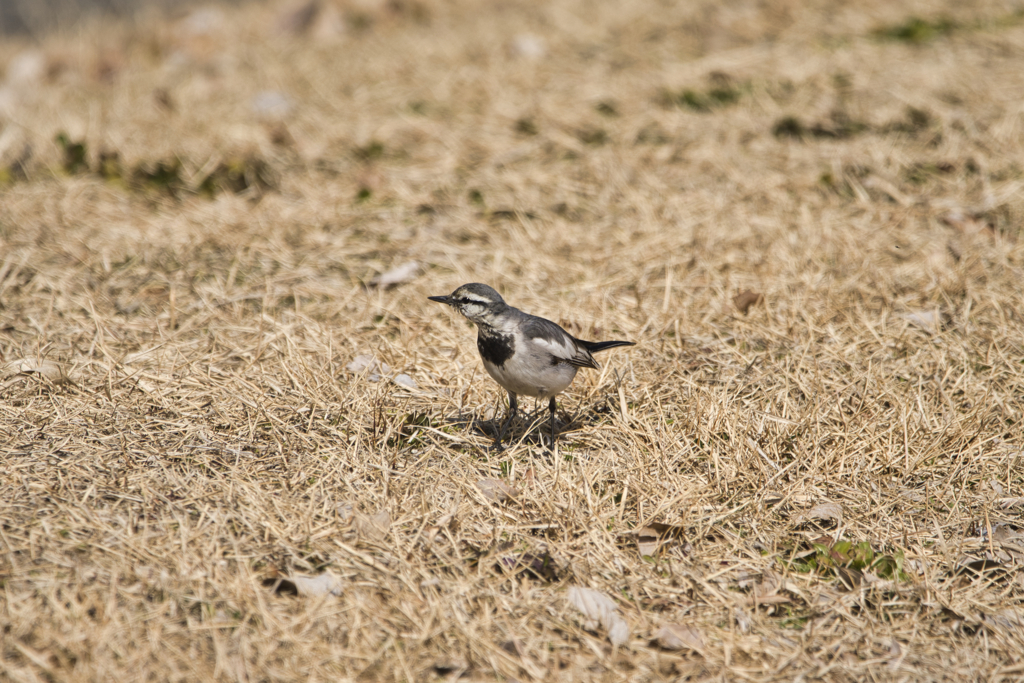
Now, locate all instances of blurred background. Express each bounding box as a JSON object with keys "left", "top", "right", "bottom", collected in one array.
[
  {"left": 0, "top": 0, "right": 214, "bottom": 35},
  {"left": 2, "top": 1, "right": 1024, "bottom": 679}
]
